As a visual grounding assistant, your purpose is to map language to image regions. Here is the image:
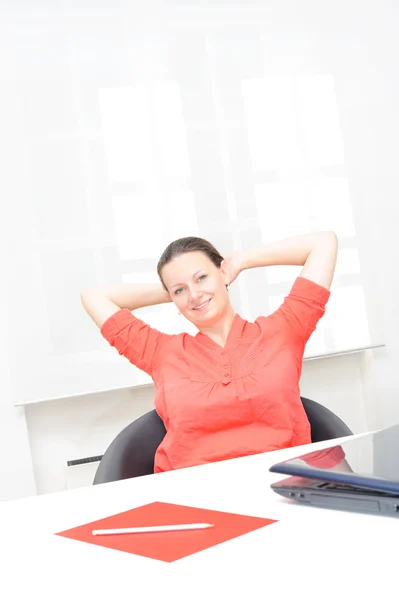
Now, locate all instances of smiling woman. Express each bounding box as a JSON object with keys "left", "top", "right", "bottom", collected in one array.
[{"left": 81, "top": 232, "right": 338, "bottom": 473}]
